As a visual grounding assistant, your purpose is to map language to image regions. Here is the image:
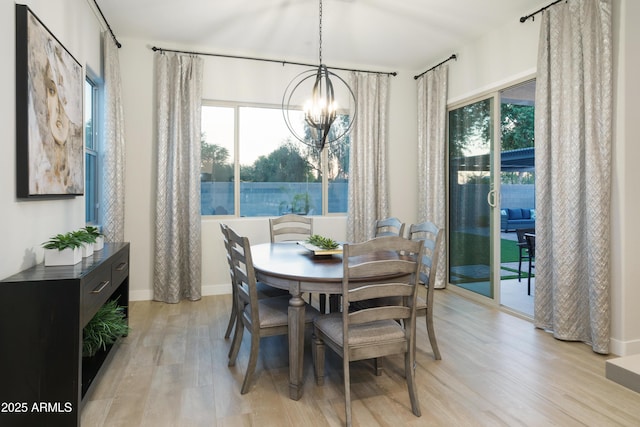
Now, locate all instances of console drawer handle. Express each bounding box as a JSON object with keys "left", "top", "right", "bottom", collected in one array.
[
  {"left": 115, "top": 262, "right": 128, "bottom": 272},
  {"left": 91, "top": 281, "right": 110, "bottom": 294}
]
